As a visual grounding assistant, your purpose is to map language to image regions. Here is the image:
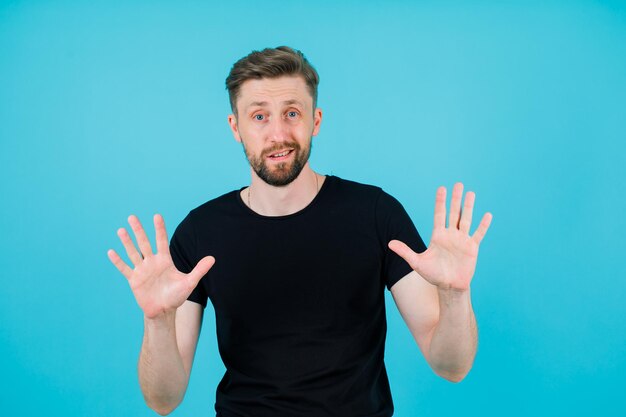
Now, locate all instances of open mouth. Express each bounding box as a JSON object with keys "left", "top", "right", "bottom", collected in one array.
[{"left": 267, "top": 149, "right": 294, "bottom": 160}]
